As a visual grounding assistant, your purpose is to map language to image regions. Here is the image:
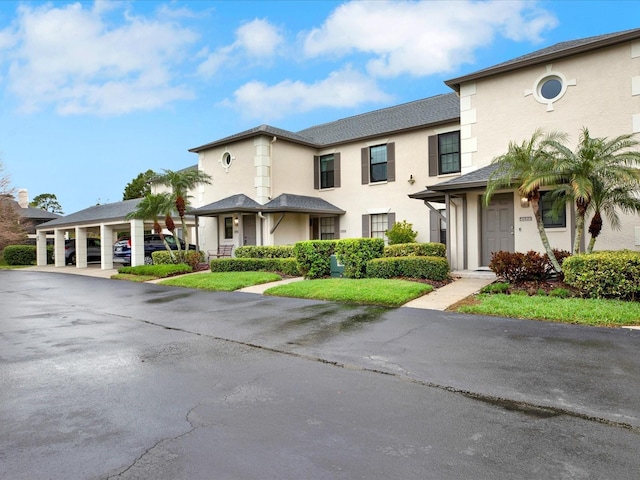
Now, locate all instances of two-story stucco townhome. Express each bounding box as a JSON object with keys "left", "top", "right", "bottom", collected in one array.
[
  {"left": 190, "top": 27, "right": 640, "bottom": 271},
  {"left": 34, "top": 27, "right": 640, "bottom": 271}
]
